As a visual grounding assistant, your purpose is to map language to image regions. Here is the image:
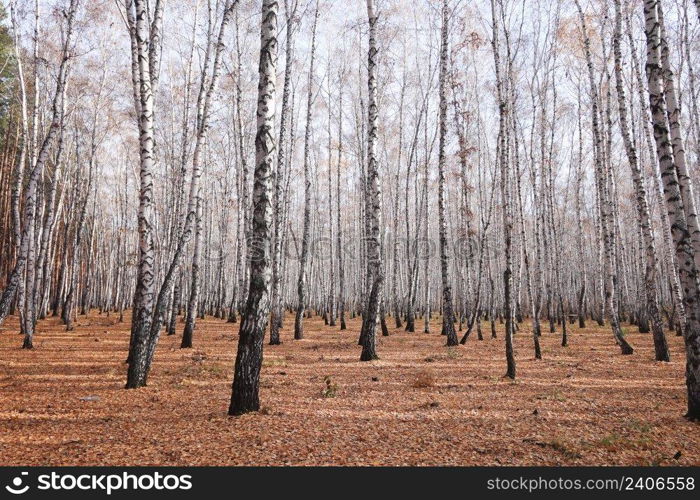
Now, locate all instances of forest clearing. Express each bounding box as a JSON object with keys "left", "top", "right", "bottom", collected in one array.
[{"left": 1, "top": 310, "right": 697, "bottom": 466}]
